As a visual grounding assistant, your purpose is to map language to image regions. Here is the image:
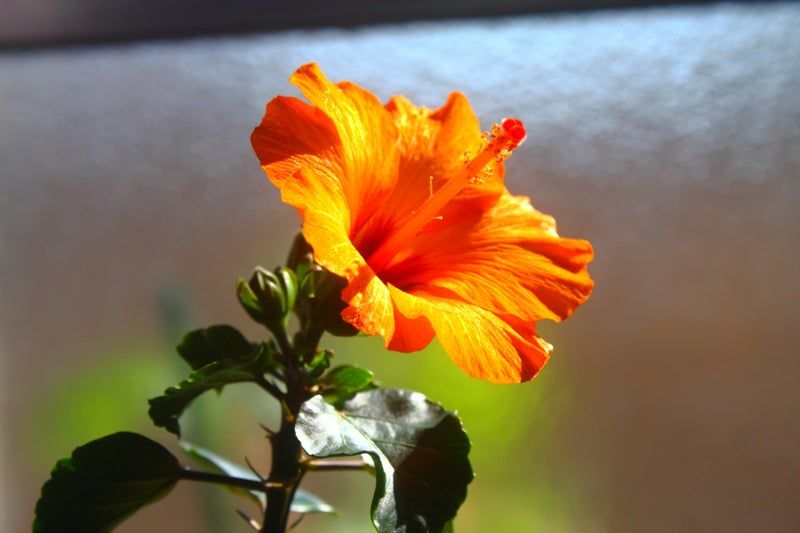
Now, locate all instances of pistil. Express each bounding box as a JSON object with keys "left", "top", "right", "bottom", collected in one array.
[{"left": 367, "top": 118, "right": 527, "bottom": 272}]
